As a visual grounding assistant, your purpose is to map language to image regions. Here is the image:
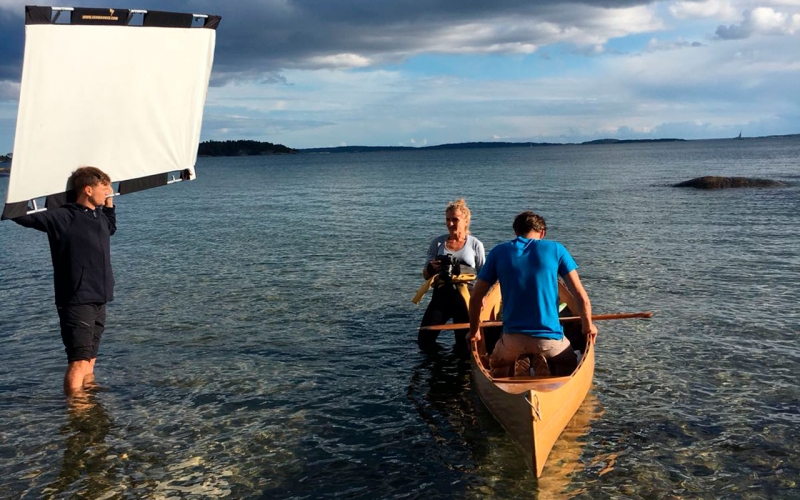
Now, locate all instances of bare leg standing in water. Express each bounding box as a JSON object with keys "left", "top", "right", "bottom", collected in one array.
[{"left": 13, "top": 167, "right": 116, "bottom": 395}]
